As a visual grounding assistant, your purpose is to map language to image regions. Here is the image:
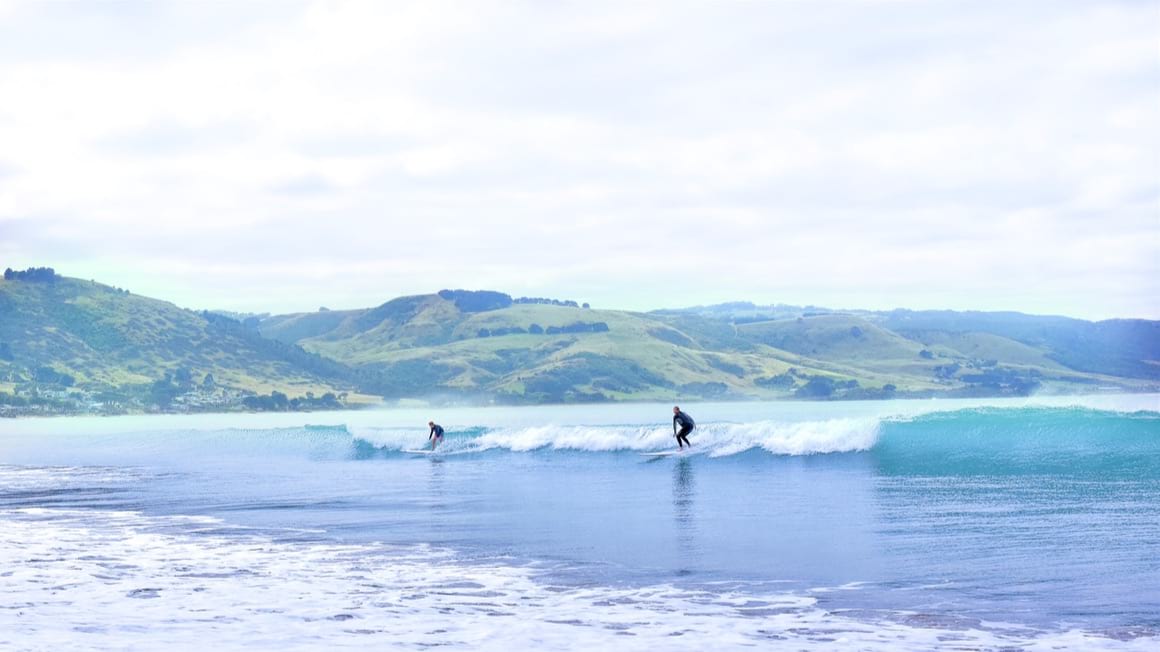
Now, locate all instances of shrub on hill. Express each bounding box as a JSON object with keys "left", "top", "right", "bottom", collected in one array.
[
  {"left": 544, "top": 322, "right": 609, "bottom": 335},
  {"left": 514, "top": 296, "right": 581, "bottom": 308},
  {"left": 795, "top": 377, "right": 836, "bottom": 398},
  {"left": 755, "top": 373, "right": 795, "bottom": 389}
]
